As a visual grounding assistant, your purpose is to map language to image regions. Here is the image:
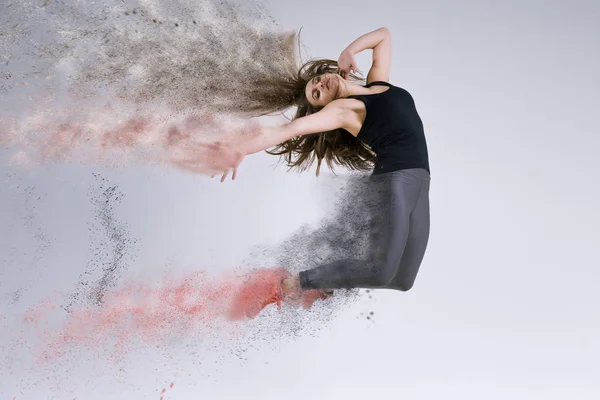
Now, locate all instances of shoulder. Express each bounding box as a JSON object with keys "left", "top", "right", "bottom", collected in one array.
[
  {"left": 329, "top": 97, "right": 365, "bottom": 113},
  {"left": 326, "top": 99, "right": 366, "bottom": 137},
  {"left": 327, "top": 98, "right": 366, "bottom": 122}
]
